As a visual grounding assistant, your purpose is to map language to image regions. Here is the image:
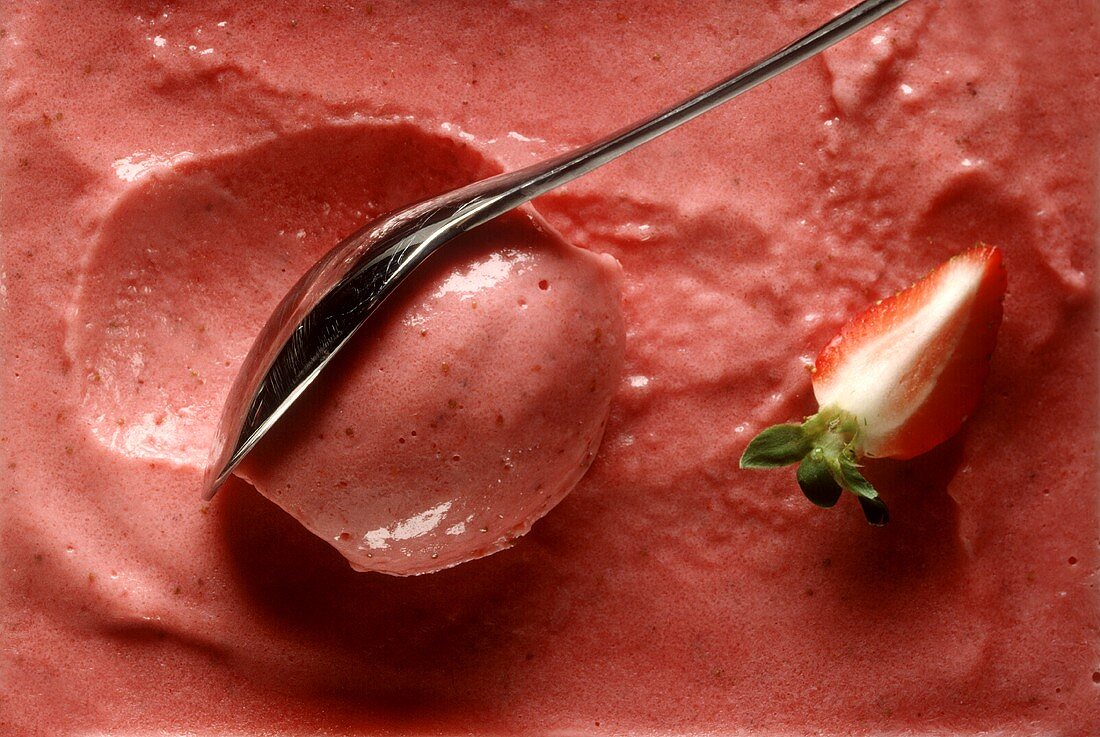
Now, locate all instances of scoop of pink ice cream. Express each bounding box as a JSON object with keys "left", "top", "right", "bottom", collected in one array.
[{"left": 235, "top": 211, "right": 624, "bottom": 575}]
